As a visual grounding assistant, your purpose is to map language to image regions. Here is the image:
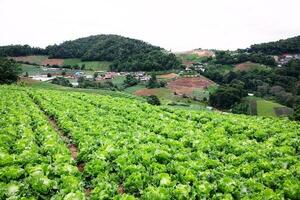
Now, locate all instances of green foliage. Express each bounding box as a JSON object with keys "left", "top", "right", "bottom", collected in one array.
[
  {"left": 45, "top": 34, "right": 181, "bottom": 71},
  {"left": 146, "top": 74, "right": 166, "bottom": 89},
  {"left": 290, "top": 98, "right": 300, "bottom": 121},
  {"left": 204, "top": 59, "right": 300, "bottom": 109},
  {"left": 232, "top": 102, "right": 249, "bottom": 114},
  {"left": 146, "top": 95, "right": 161, "bottom": 105},
  {"left": 0, "top": 45, "right": 46, "bottom": 57},
  {"left": 214, "top": 51, "right": 276, "bottom": 66},
  {"left": 51, "top": 77, "right": 72, "bottom": 87},
  {"left": 78, "top": 77, "right": 118, "bottom": 90},
  {"left": 209, "top": 86, "right": 246, "bottom": 109},
  {"left": 124, "top": 74, "right": 139, "bottom": 87},
  {"left": 18, "top": 87, "right": 299, "bottom": 199},
  {"left": 0, "top": 57, "right": 22, "bottom": 84},
  {"left": 110, "top": 50, "right": 181, "bottom": 72},
  {"left": 147, "top": 74, "right": 159, "bottom": 88},
  {"left": 0, "top": 88, "right": 85, "bottom": 199},
  {"left": 249, "top": 35, "right": 300, "bottom": 55}
]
